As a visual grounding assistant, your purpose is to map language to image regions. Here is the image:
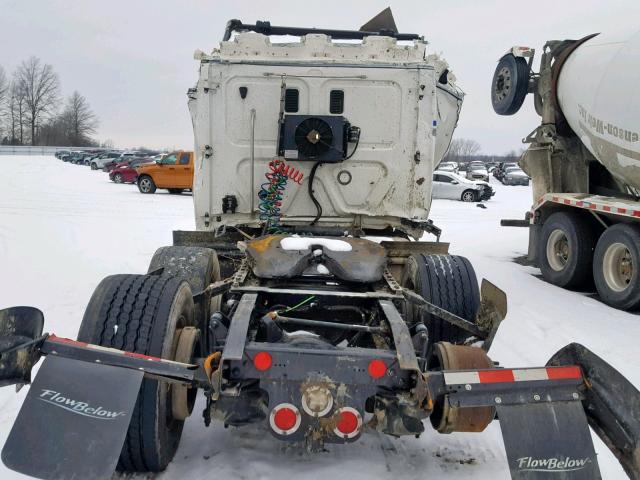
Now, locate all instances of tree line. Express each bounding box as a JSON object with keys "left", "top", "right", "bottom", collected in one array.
[
  {"left": 0, "top": 57, "right": 99, "bottom": 147},
  {"left": 444, "top": 138, "right": 523, "bottom": 164}
]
